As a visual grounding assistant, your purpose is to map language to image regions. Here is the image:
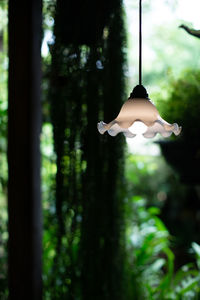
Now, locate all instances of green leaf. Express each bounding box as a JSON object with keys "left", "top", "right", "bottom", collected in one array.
[
  {"left": 178, "top": 277, "right": 200, "bottom": 296},
  {"left": 192, "top": 242, "right": 200, "bottom": 258}
]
